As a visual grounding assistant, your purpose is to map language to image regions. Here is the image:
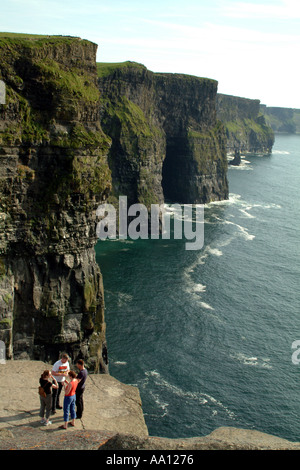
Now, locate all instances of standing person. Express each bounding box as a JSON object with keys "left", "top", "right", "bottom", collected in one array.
[
  {"left": 51, "top": 353, "right": 70, "bottom": 414},
  {"left": 75, "top": 359, "right": 88, "bottom": 420},
  {"left": 39, "top": 370, "right": 58, "bottom": 426},
  {"left": 59, "top": 370, "right": 79, "bottom": 430}
]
